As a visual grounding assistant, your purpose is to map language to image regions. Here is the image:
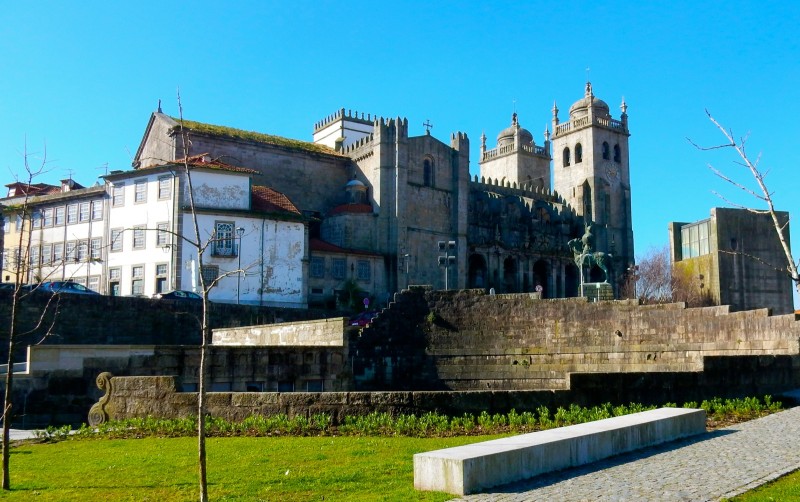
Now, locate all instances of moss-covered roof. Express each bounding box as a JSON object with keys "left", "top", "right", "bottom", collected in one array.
[{"left": 171, "top": 118, "right": 345, "bottom": 157}]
